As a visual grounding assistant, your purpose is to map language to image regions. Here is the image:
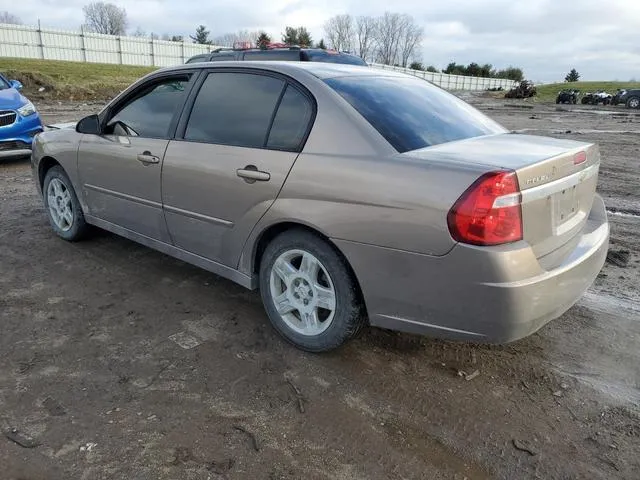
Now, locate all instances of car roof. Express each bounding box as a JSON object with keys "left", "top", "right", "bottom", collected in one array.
[{"left": 161, "top": 61, "right": 406, "bottom": 80}]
